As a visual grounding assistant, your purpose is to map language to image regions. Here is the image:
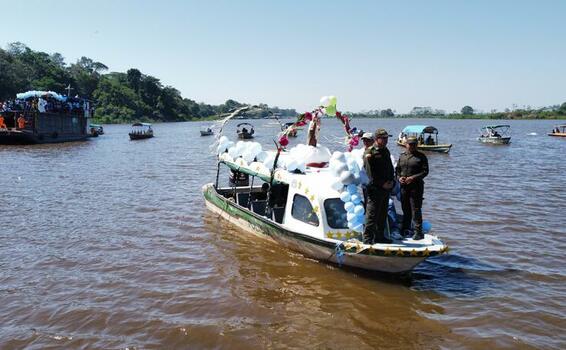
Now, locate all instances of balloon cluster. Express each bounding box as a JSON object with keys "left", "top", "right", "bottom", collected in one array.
[
  {"left": 217, "top": 136, "right": 269, "bottom": 172},
  {"left": 217, "top": 135, "right": 333, "bottom": 175},
  {"left": 16, "top": 90, "right": 67, "bottom": 102},
  {"left": 328, "top": 149, "right": 370, "bottom": 232}
]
